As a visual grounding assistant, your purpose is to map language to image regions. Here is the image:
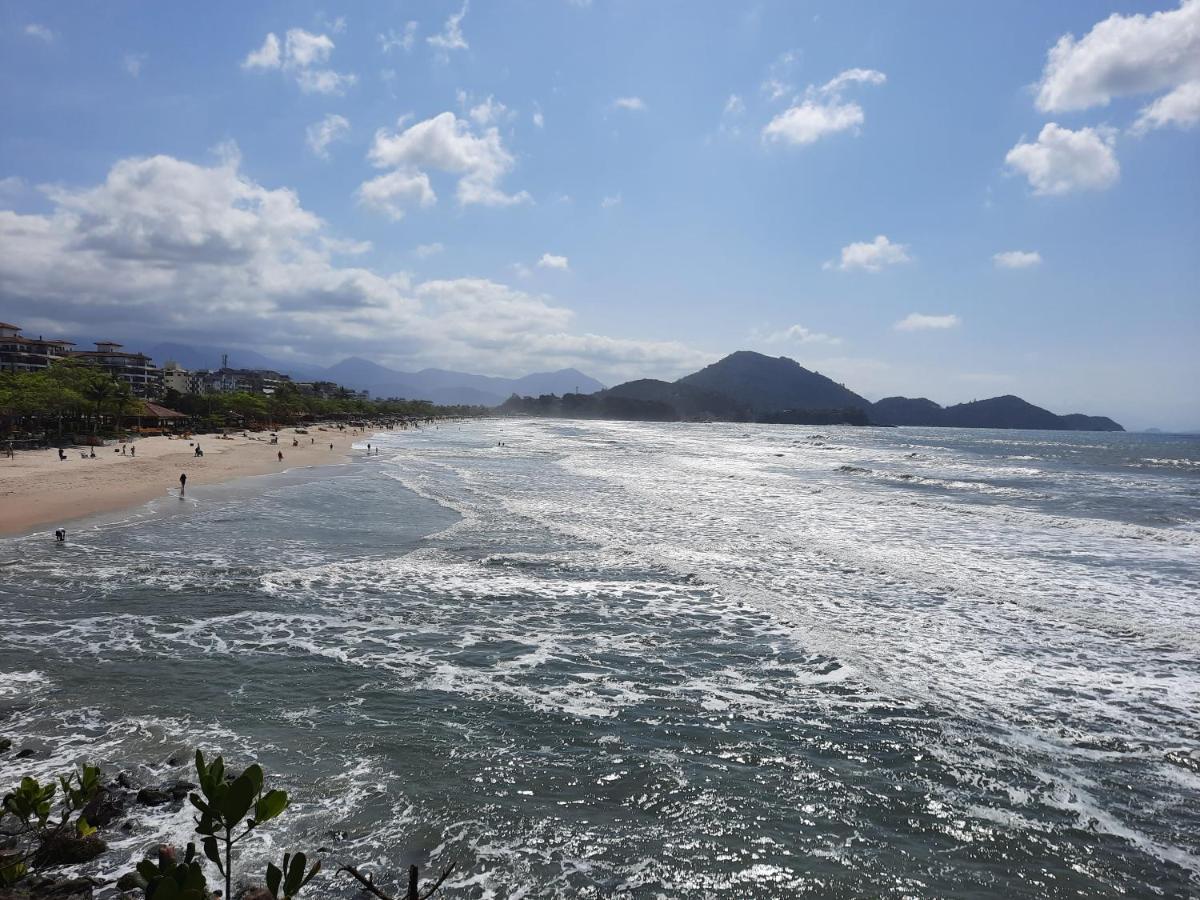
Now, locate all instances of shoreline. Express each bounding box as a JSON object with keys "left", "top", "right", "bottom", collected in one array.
[{"left": 0, "top": 426, "right": 370, "bottom": 537}]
